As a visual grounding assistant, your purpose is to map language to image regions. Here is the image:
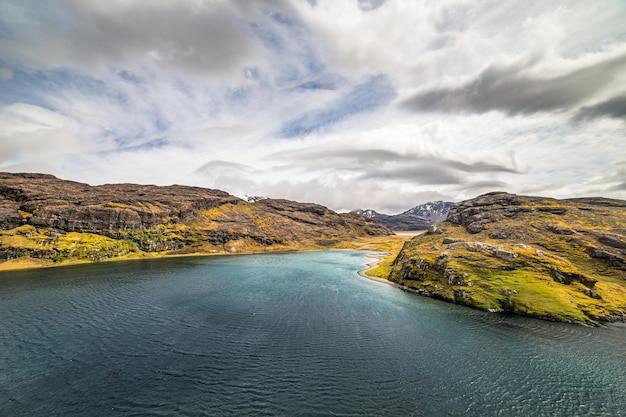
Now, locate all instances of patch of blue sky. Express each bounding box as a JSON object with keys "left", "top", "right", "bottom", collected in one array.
[
  {"left": 116, "top": 69, "right": 144, "bottom": 84},
  {"left": 0, "top": 66, "right": 124, "bottom": 109},
  {"left": 296, "top": 80, "right": 331, "bottom": 90},
  {"left": 0, "top": 24, "right": 15, "bottom": 40},
  {"left": 279, "top": 74, "right": 396, "bottom": 138},
  {"left": 0, "top": 1, "right": 72, "bottom": 41},
  {"left": 293, "top": 73, "right": 346, "bottom": 91},
  {"left": 112, "top": 129, "right": 169, "bottom": 148},
  {"left": 110, "top": 106, "right": 172, "bottom": 146},
  {"left": 247, "top": 10, "right": 326, "bottom": 86},
  {"left": 83, "top": 138, "right": 169, "bottom": 160},
  {"left": 226, "top": 85, "right": 252, "bottom": 104},
  {"left": 269, "top": 11, "right": 296, "bottom": 26},
  {"left": 153, "top": 116, "right": 171, "bottom": 134},
  {"left": 503, "top": 124, "right": 565, "bottom": 142},
  {"left": 120, "top": 137, "right": 169, "bottom": 152},
  {"left": 1, "top": 65, "right": 169, "bottom": 141}
]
